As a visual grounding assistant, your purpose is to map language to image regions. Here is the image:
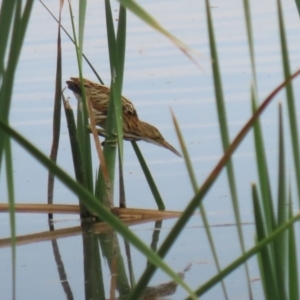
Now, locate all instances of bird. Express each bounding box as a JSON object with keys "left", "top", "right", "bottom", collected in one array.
[{"left": 66, "top": 77, "right": 182, "bottom": 157}]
